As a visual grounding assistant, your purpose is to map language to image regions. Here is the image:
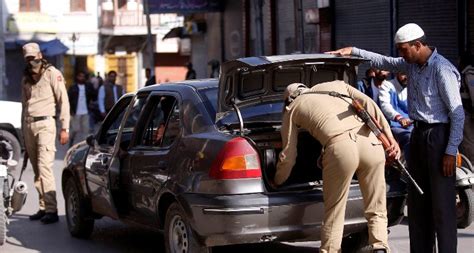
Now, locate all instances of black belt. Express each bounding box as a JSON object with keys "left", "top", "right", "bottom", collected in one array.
[
  {"left": 30, "top": 116, "right": 52, "bottom": 122},
  {"left": 413, "top": 120, "right": 447, "bottom": 129}
]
